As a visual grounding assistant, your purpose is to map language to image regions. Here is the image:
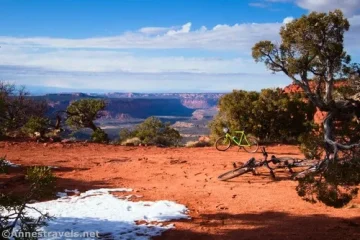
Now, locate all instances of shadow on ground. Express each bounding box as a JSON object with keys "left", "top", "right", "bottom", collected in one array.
[{"left": 155, "top": 211, "right": 360, "bottom": 240}]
